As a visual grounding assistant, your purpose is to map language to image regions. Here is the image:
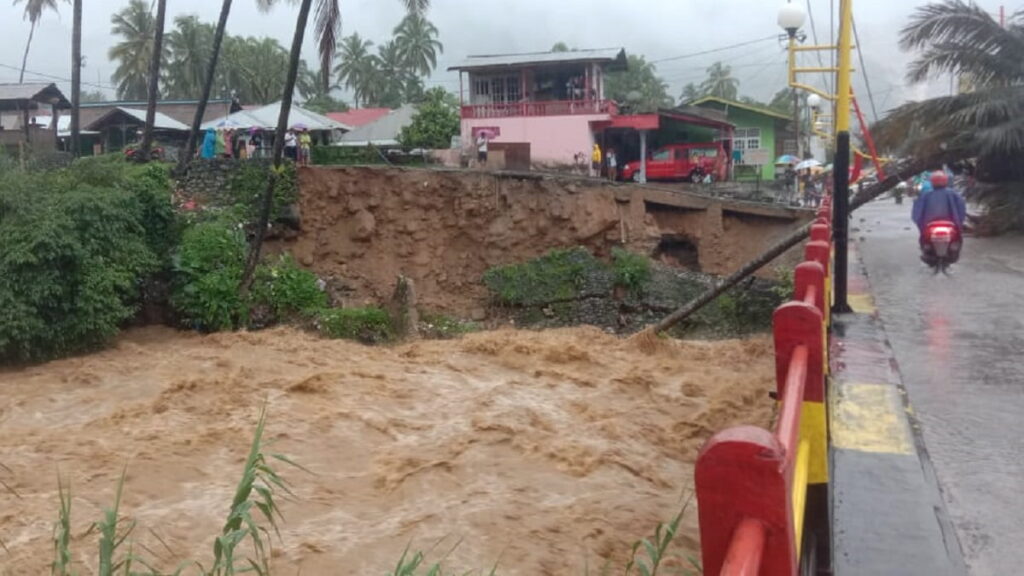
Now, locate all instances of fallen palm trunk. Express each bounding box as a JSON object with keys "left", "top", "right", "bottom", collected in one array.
[{"left": 645, "top": 159, "right": 928, "bottom": 336}]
